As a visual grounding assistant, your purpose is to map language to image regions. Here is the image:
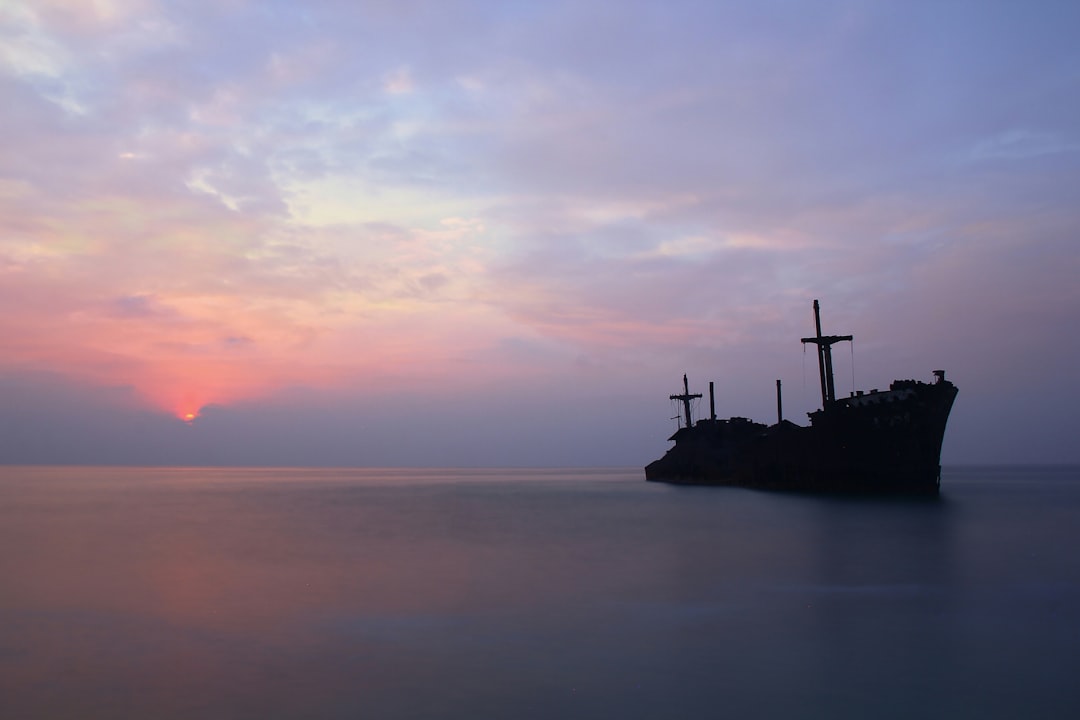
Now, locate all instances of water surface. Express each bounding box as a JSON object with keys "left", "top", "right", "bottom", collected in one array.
[{"left": 2, "top": 466, "right": 1078, "bottom": 718}]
